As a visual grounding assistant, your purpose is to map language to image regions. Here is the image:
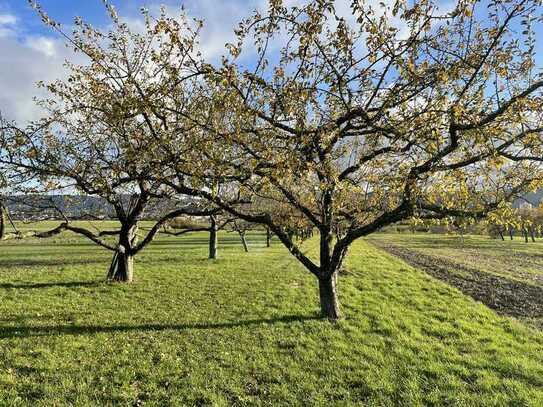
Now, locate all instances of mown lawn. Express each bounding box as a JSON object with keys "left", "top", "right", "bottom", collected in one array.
[{"left": 1, "top": 230, "right": 543, "bottom": 406}]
